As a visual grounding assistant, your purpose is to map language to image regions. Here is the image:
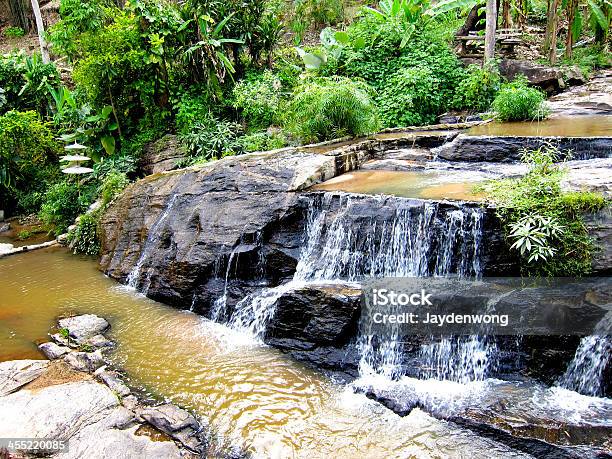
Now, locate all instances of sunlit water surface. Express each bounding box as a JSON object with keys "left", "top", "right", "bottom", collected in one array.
[{"left": 0, "top": 248, "right": 532, "bottom": 457}]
